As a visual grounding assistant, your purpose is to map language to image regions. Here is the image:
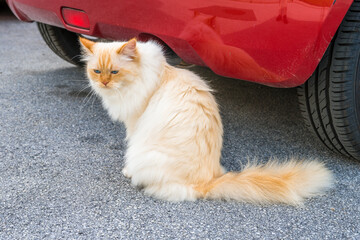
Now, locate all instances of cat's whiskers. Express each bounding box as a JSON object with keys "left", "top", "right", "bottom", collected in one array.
[
  {"left": 79, "top": 90, "right": 97, "bottom": 112},
  {"left": 70, "top": 54, "right": 83, "bottom": 61},
  {"left": 78, "top": 83, "right": 91, "bottom": 92},
  {"left": 114, "top": 87, "right": 124, "bottom": 99},
  {"left": 114, "top": 87, "right": 122, "bottom": 94},
  {"left": 75, "top": 84, "right": 92, "bottom": 100},
  {"left": 66, "top": 79, "right": 91, "bottom": 100},
  {"left": 90, "top": 89, "right": 99, "bottom": 109},
  {"left": 81, "top": 87, "right": 96, "bottom": 108}
]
